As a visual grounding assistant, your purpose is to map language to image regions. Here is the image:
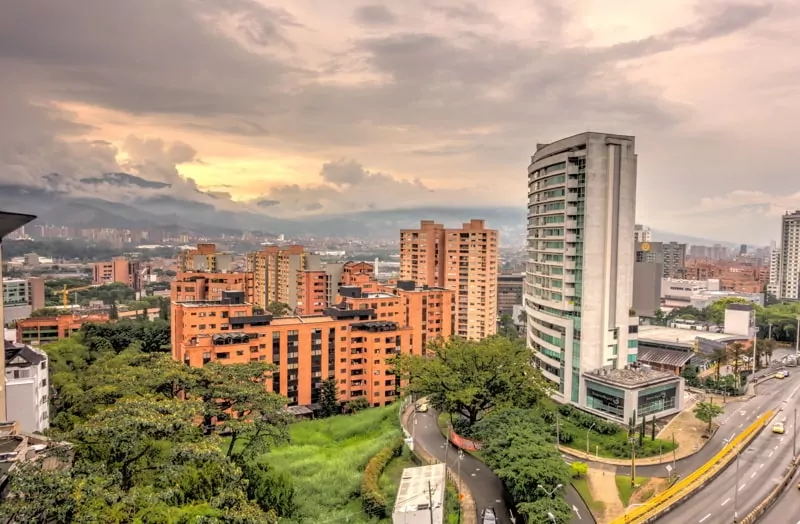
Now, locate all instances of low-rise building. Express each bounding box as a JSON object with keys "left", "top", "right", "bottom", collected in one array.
[
  {"left": 497, "top": 273, "right": 523, "bottom": 317},
  {"left": 583, "top": 367, "right": 684, "bottom": 423},
  {"left": 92, "top": 257, "right": 142, "bottom": 291},
  {"left": 15, "top": 313, "right": 110, "bottom": 346},
  {"left": 392, "top": 463, "right": 446, "bottom": 524},
  {"left": 4, "top": 341, "right": 49, "bottom": 433}
]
